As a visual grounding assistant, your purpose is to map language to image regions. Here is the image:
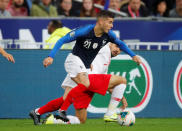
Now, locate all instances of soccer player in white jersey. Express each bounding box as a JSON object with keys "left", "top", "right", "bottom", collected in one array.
[
  {"left": 0, "top": 47, "right": 15, "bottom": 63},
  {"left": 89, "top": 43, "right": 128, "bottom": 122}
]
